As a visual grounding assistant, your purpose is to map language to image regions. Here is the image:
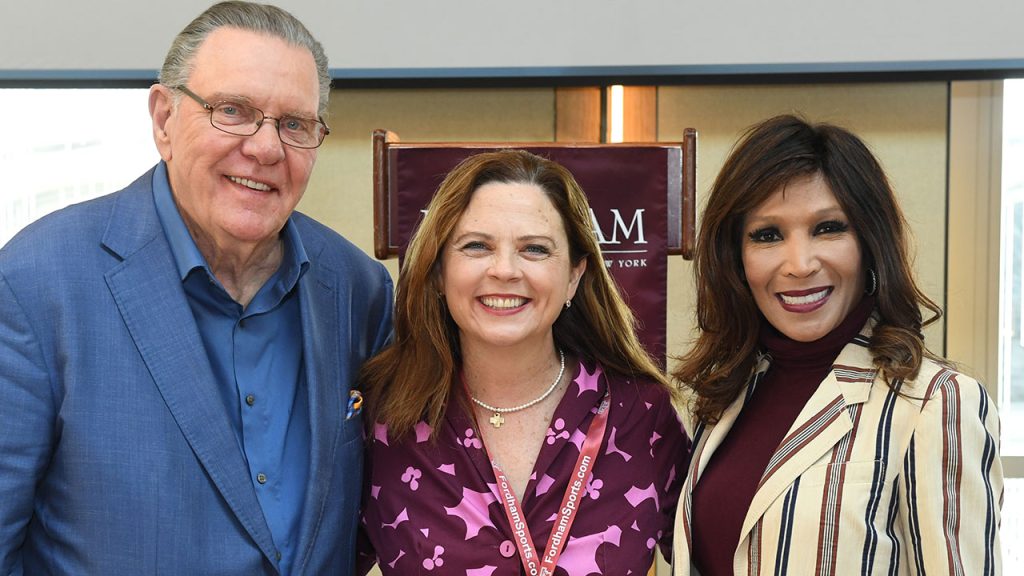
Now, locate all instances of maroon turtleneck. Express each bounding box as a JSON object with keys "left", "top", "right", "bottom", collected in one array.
[{"left": 689, "top": 296, "right": 875, "bottom": 575}]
